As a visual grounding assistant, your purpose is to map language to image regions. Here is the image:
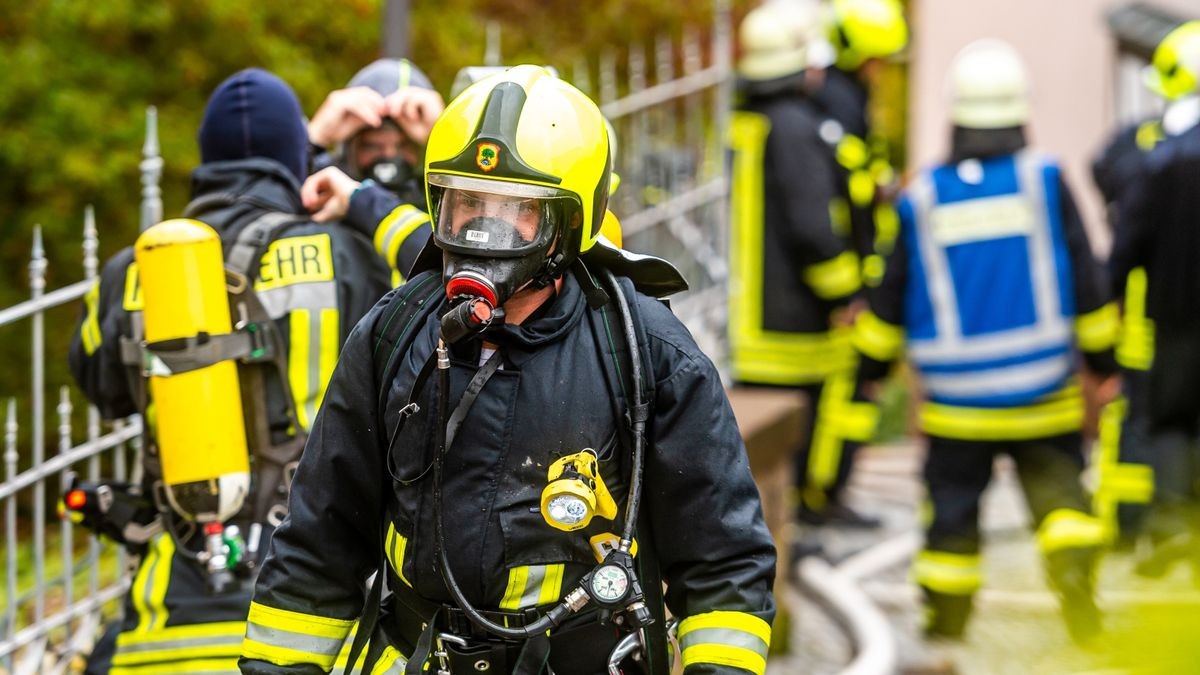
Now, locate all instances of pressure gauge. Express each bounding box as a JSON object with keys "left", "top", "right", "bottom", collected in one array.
[{"left": 590, "top": 563, "right": 631, "bottom": 604}]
